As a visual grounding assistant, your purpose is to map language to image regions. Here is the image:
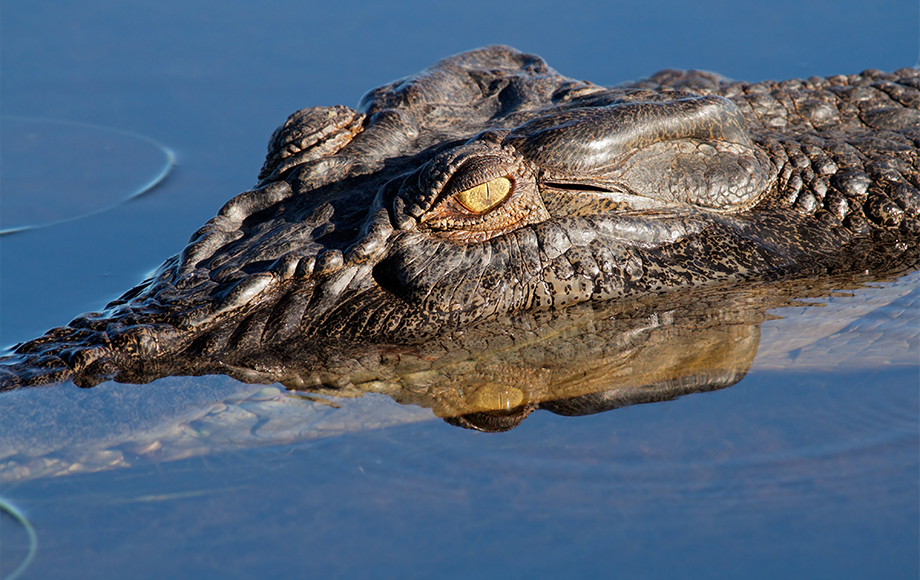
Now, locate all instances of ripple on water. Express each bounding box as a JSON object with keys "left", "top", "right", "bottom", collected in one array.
[
  {"left": 0, "top": 116, "right": 175, "bottom": 234},
  {"left": 0, "top": 498, "right": 37, "bottom": 580}
]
